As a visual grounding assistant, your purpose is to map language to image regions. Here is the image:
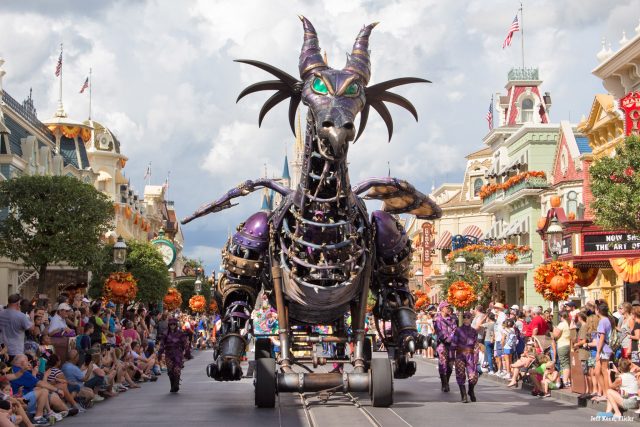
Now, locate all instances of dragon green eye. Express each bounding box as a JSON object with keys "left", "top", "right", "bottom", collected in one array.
[
  {"left": 344, "top": 82, "right": 359, "bottom": 96},
  {"left": 312, "top": 77, "right": 328, "bottom": 94}
]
